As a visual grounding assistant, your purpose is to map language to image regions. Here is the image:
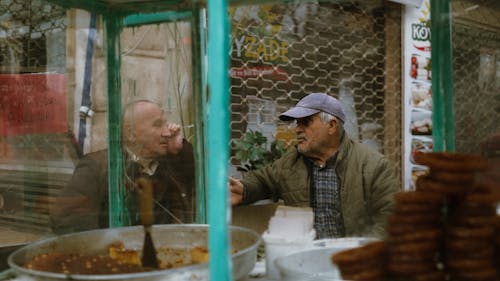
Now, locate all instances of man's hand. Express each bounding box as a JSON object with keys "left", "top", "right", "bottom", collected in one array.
[
  {"left": 165, "top": 123, "right": 183, "bottom": 155},
  {"left": 229, "top": 177, "right": 244, "bottom": 206}
]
